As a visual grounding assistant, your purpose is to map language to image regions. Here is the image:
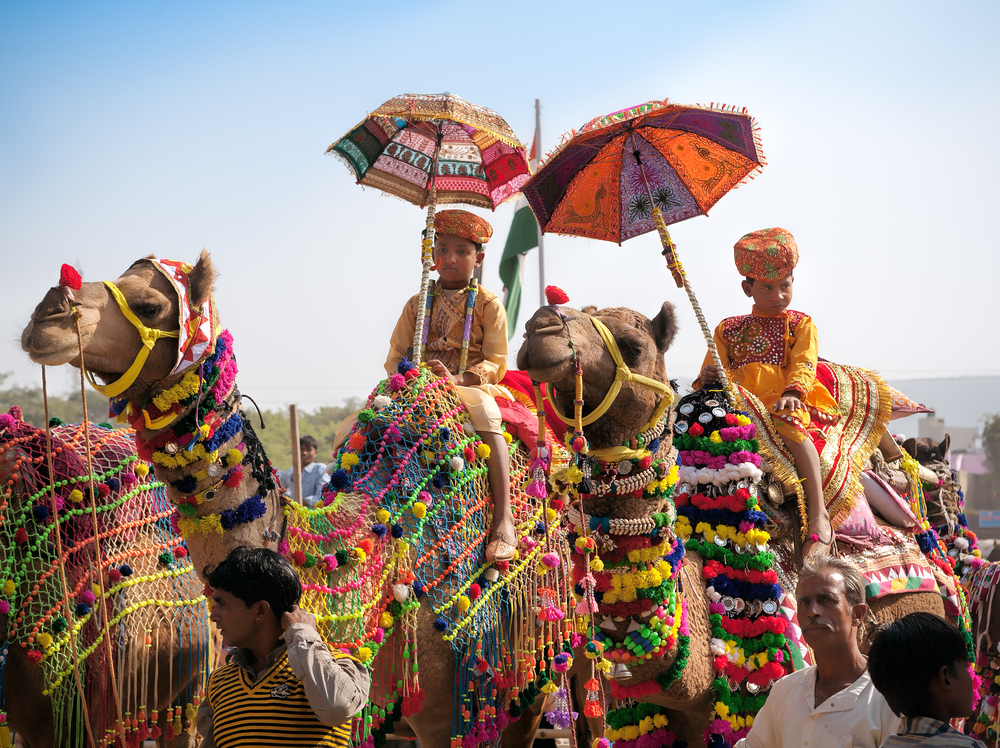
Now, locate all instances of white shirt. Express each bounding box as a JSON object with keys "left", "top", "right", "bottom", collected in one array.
[
  {"left": 279, "top": 461, "right": 328, "bottom": 507},
  {"left": 735, "top": 665, "right": 901, "bottom": 748}
]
